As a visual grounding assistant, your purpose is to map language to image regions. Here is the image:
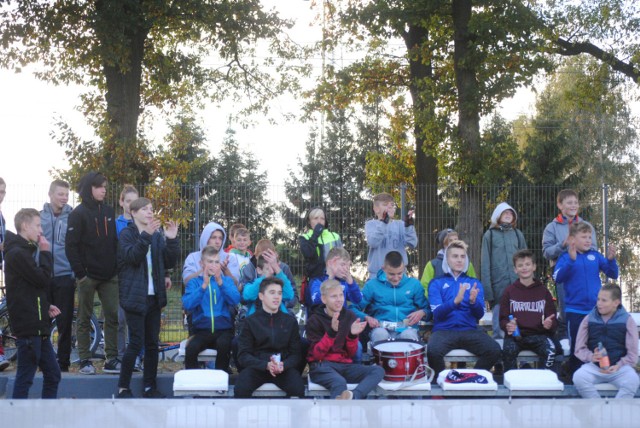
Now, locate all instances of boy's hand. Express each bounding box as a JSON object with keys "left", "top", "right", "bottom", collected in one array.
[
  {"left": 542, "top": 313, "right": 555, "bottom": 330},
  {"left": 607, "top": 244, "right": 617, "bottom": 260},
  {"left": 220, "top": 258, "right": 232, "bottom": 277},
  {"left": 351, "top": 320, "right": 367, "bottom": 336},
  {"left": 144, "top": 218, "right": 162, "bottom": 236},
  {"left": 37, "top": 235, "right": 51, "bottom": 252},
  {"left": 591, "top": 347, "right": 602, "bottom": 363},
  {"left": 263, "top": 249, "right": 281, "bottom": 274},
  {"left": 202, "top": 271, "right": 210, "bottom": 290},
  {"left": 602, "top": 364, "right": 620, "bottom": 374},
  {"left": 469, "top": 283, "right": 479, "bottom": 304},
  {"left": 331, "top": 311, "right": 340, "bottom": 332},
  {"left": 406, "top": 309, "right": 425, "bottom": 326},
  {"left": 506, "top": 318, "right": 517, "bottom": 335},
  {"left": 404, "top": 210, "right": 415, "bottom": 227},
  {"left": 454, "top": 283, "right": 468, "bottom": 305},
  {"left": 567, "top": 238, "right": 577, "bottom": 260},
  {"left": 365, "top": 315, "right": 379, "bottom": 328},
  {"left": 164, "top": 221, "right": 178, "bottom": 239},
  {"left": 48, "top": 305, "right": 61, "bottom": 318}
]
